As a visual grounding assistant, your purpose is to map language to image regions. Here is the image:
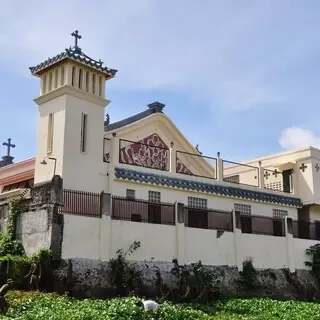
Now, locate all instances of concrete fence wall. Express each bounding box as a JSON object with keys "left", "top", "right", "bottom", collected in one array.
[
  {"left": 0, "top": 178, "right": 316, "bottom": 273},
  {"left": 60, "top": 196, "right": 317, "bottom": 272}
]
